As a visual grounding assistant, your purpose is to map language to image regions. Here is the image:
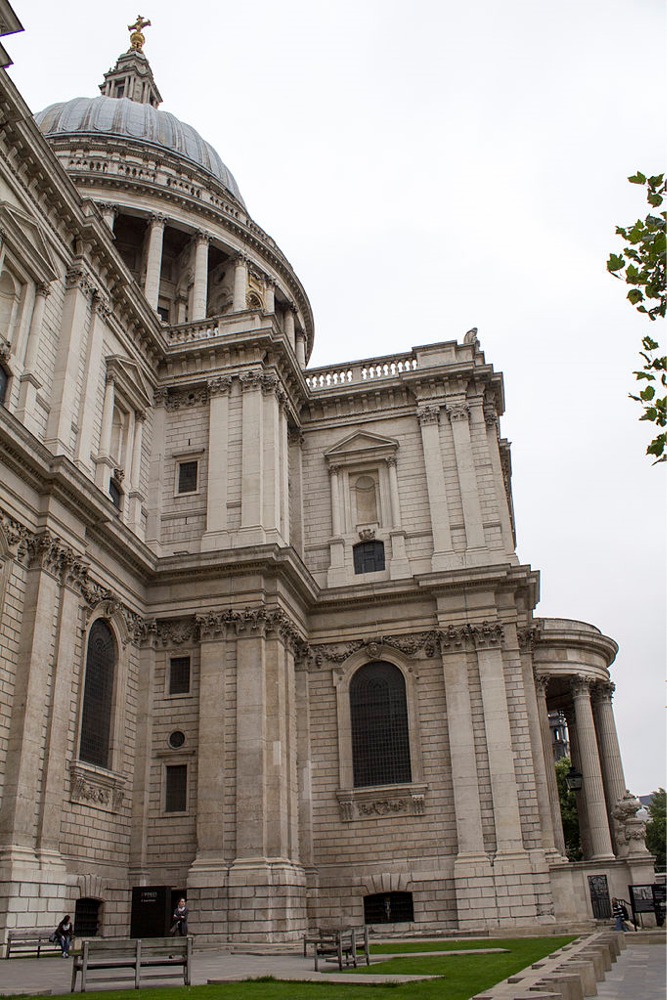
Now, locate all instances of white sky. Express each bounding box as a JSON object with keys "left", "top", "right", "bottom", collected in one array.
[{"left": 6, "top": 1, "right": 666, "bottom": 794}]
